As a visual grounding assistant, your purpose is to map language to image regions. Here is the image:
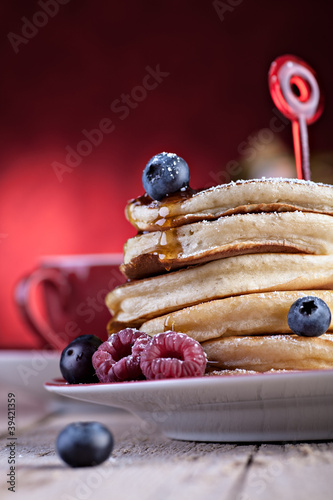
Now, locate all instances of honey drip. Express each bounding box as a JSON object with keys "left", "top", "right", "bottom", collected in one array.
[
  {"left": 128, "top": 187, "right": 198, "bottom": 229},
  {"left": 152, "top": 228, "right": 184, "bottom": 268}
]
